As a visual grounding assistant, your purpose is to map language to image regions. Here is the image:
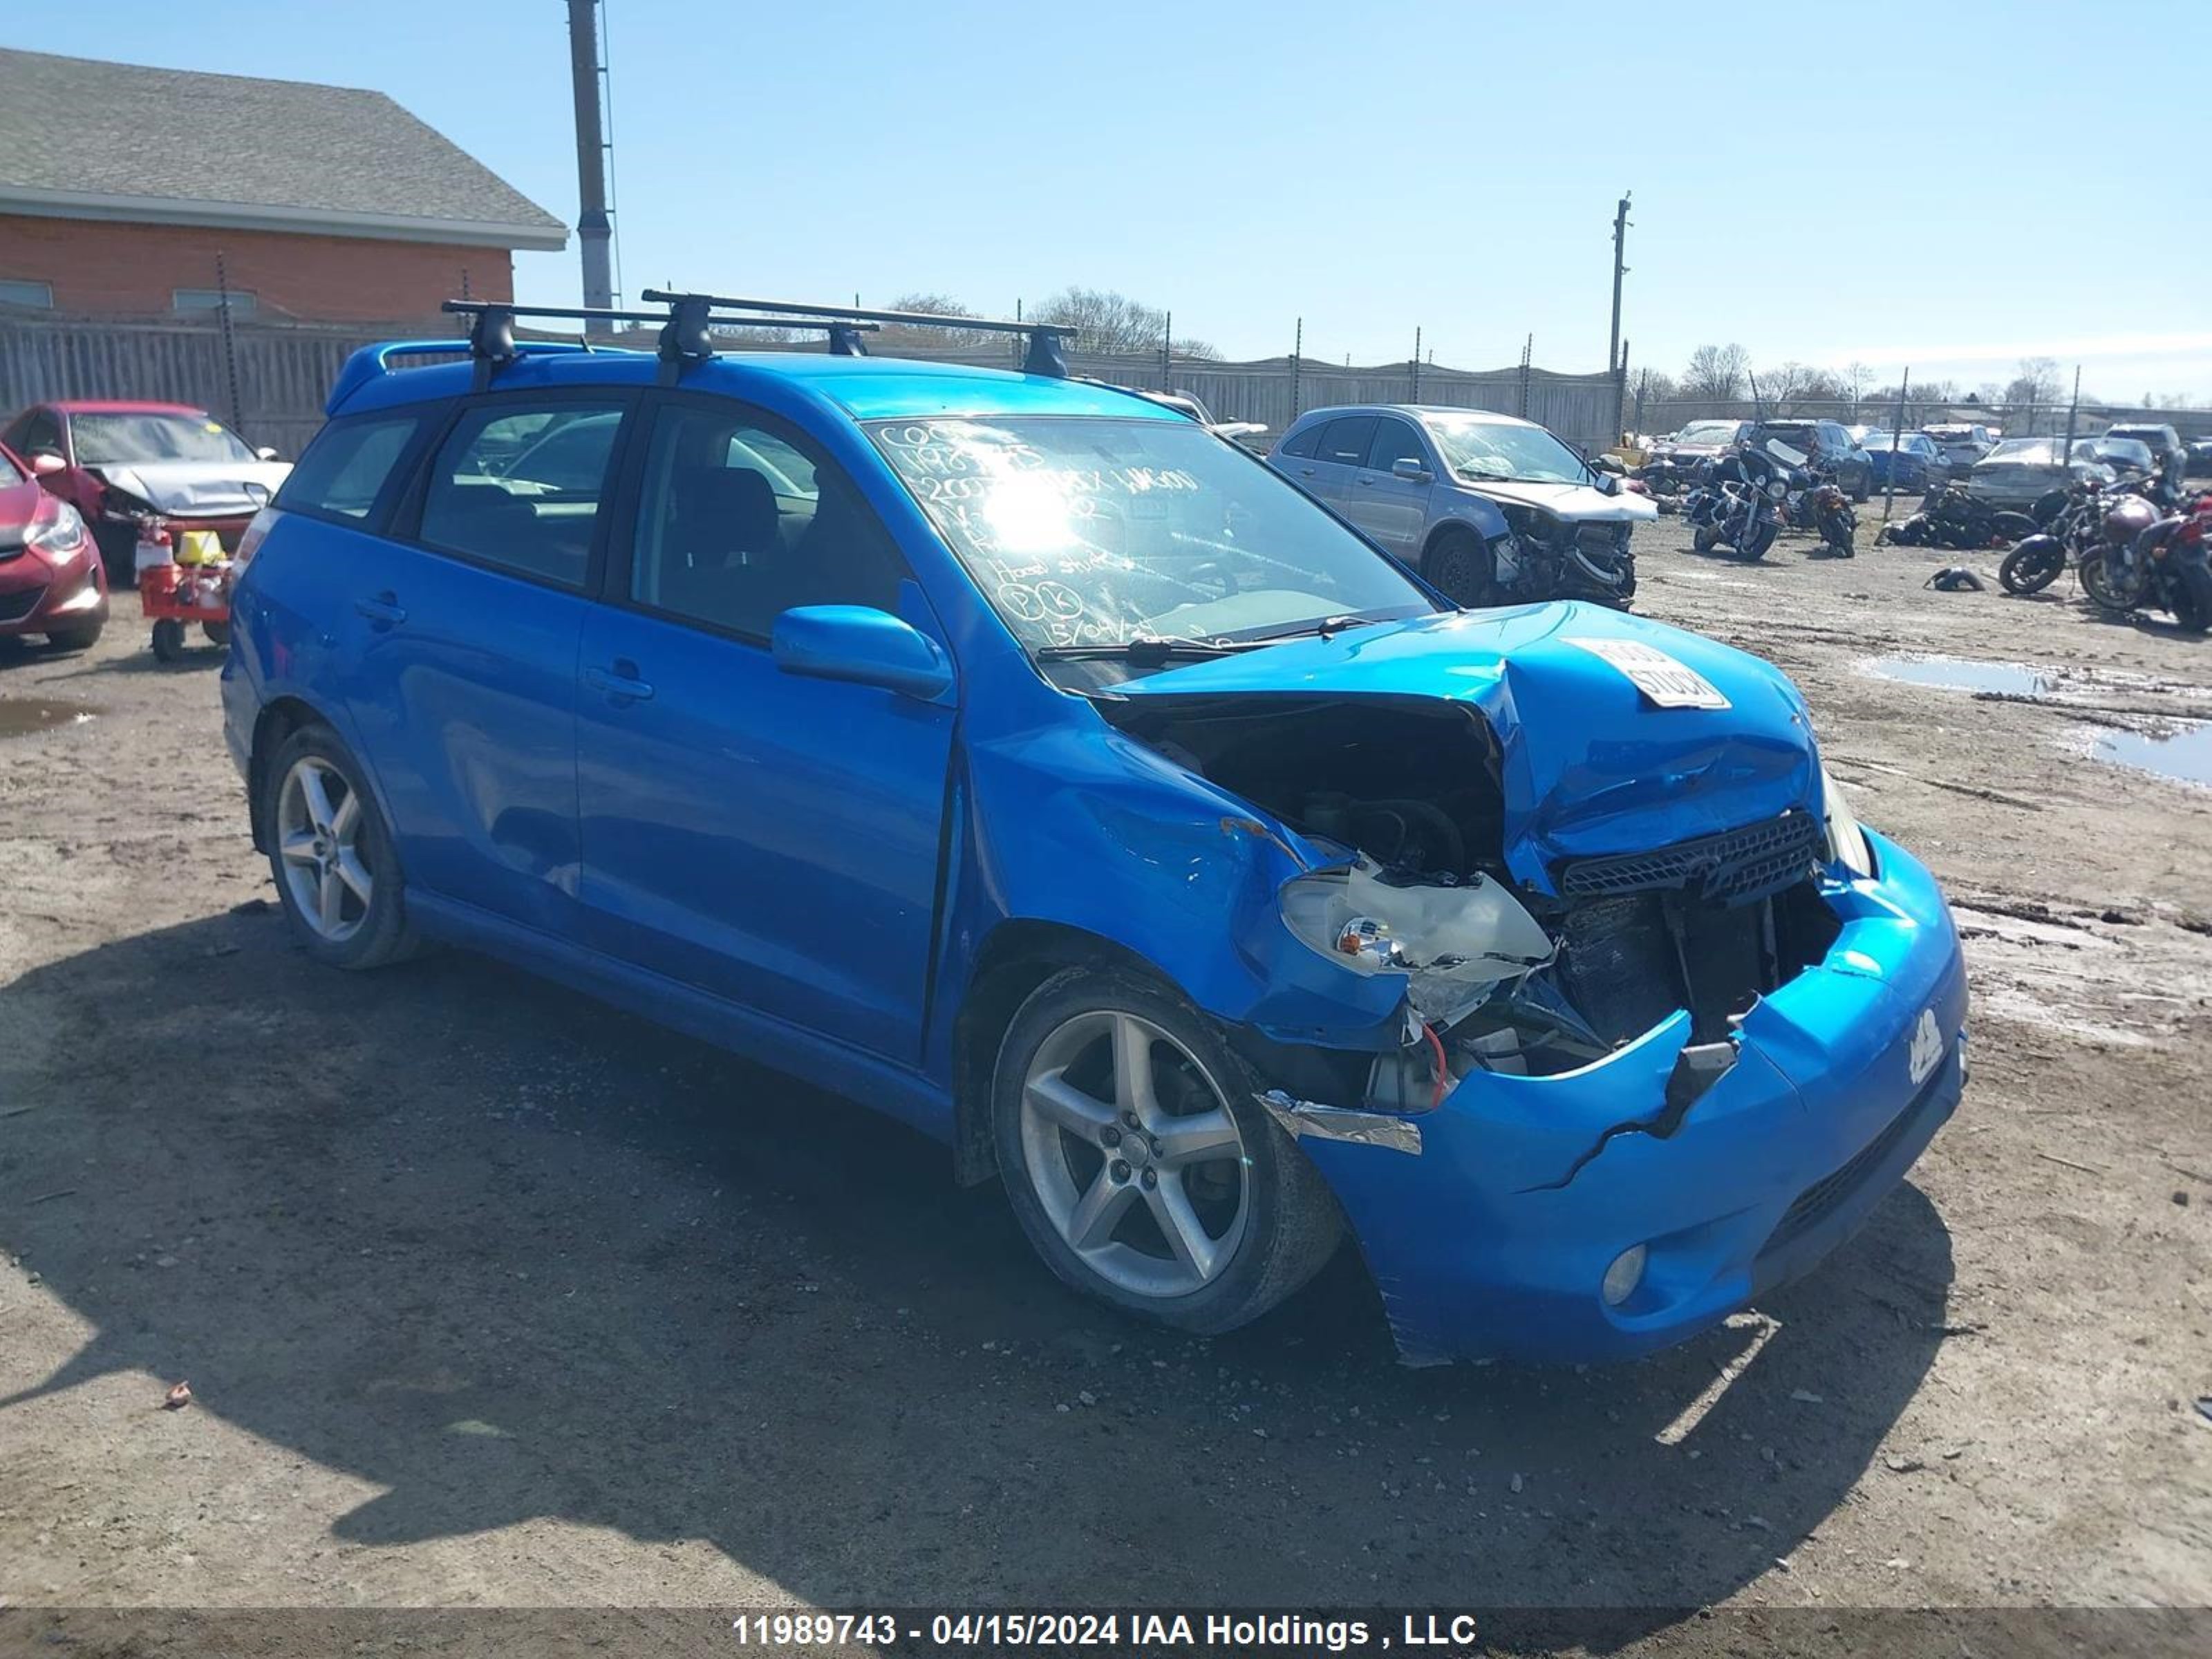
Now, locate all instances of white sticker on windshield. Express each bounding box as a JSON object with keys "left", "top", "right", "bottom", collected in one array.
[{"left": 1567, "top": 637, "right": 1731, "bottom": 710}]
